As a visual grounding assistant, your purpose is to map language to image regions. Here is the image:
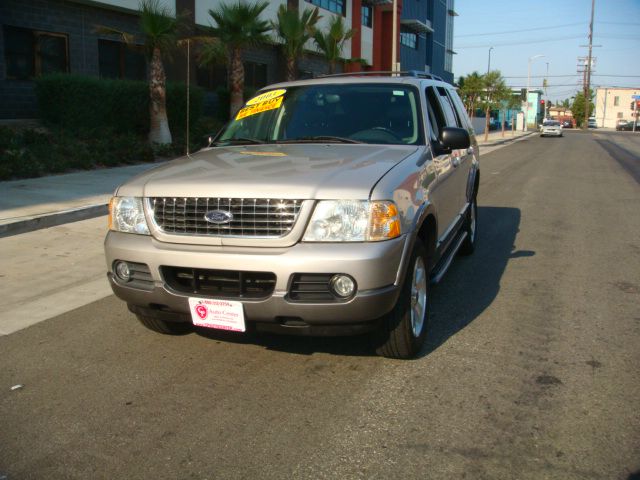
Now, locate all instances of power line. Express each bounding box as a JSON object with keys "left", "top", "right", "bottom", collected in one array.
[
  {"left": 456, "top": 35, "right": 583, "bottom": 49},
  {"left": 503, "top": 74, "right": 640, "bottom": 79},
  {"left": 455, "top": 22, "right": 584, "bottom": 38}
]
